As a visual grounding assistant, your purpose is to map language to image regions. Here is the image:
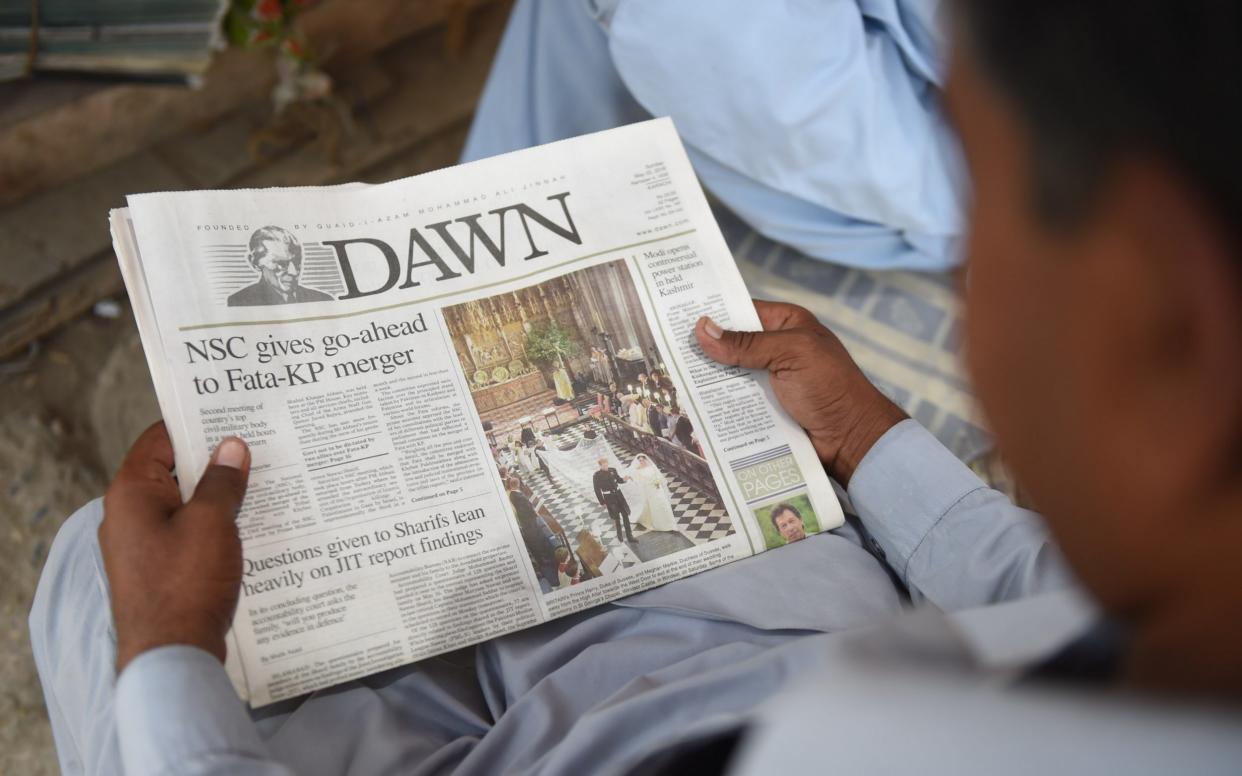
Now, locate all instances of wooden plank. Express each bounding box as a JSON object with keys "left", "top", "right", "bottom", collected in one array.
[
  {"left": 354, "top": 123, "right": 470, "bottom": 183},
  {"left": 153, "top": 55, "right": 396, "bottom": 190},
  {"left": 0, "top": 50, "right": 275, "bottom": 210},
  {"left": 0, "top": 79, "right": 109, "bottom": 131},
  {"left": 0, "top": 0, "right": 503, "bottom": 210},
  {"left": 0, "top": 151, "right": 188, "bottom": 310},
  {"left": 0, "top": 250, "right": 122, "bottom": 359},
  {"left": 154, "top": 108, "right": 271, "bottom": 189},
  {"left": 299, "top": 0, "right": 502, "bottom": 68}
]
